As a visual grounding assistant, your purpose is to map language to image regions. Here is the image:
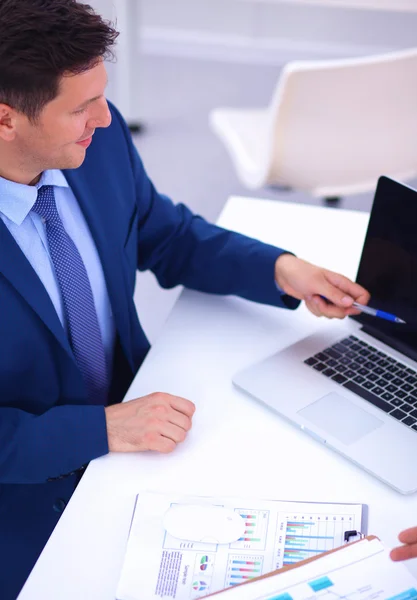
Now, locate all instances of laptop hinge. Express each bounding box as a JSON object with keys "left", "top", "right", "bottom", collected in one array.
[{"left": 361, "top": 324, "right": 417, "bottom": 364}]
